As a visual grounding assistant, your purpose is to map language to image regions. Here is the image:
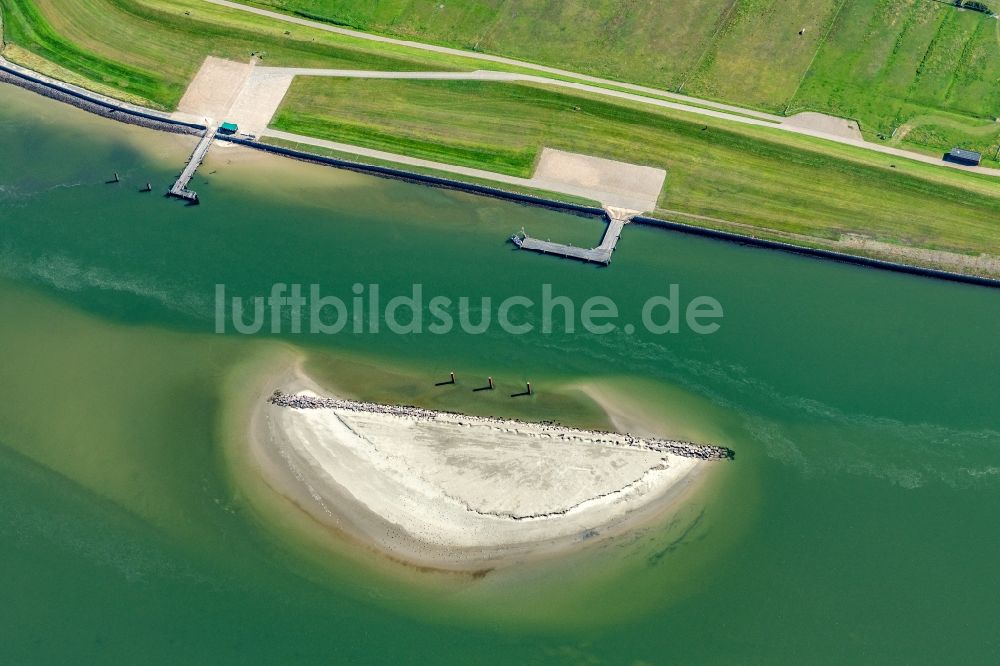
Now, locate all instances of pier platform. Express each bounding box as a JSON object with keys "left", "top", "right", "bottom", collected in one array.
[
  {"left": 168, "top": 124, "right": 217, "bottom": 203},
  {"left": 512, "top": 207, "right": 635, "bottom": 265}
]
